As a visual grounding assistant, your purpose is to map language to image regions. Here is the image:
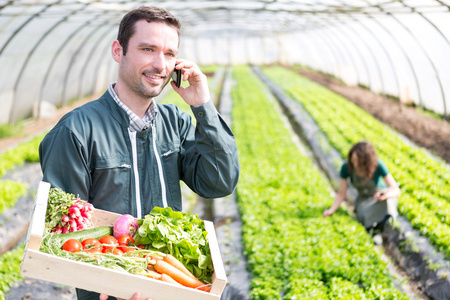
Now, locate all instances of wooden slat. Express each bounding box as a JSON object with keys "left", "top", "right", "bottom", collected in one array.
[
  {"left": 204, "top": 221, "right": 227, "bottom": 295},
  {"left": 21, "top": 250, "right": 219, "bottom": 300},
  {"left": 23, "top": 181, "right": 50, "bottom": 251},
  {"left": 21, "top": 181, "right": 227, "bottom": 299}
]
